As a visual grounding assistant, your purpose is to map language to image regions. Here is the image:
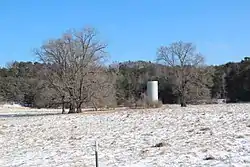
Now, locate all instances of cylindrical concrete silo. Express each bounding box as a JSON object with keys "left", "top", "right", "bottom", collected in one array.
[{"left": 147, "top": 81, "right": 158, "bottom": 103}]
